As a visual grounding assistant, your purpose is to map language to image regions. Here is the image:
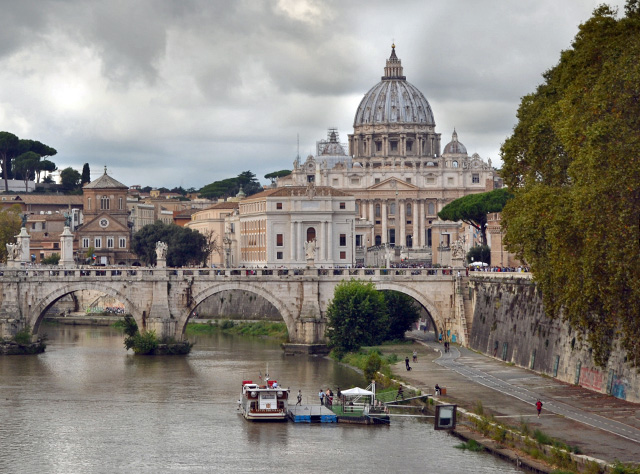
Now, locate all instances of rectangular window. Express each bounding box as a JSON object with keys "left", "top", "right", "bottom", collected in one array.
[
  {"left": 119, "top": 237, "right": 126, "bottom": 248},
  {"left": 406, "top": 178, "right": 411, "bottom": 184},
  {"left": 374, "top": 178, "right": 380, "bottom": 184},
  {"left": 406, "top": 141, "right": 413, "bottom": 152},
  {"left": 277, "top": 251, "right": 283, "bottom": 260},
  {"left": 339, "top": 234, "right": 346, "bottom": 246},
  {"left": 332, "top": 179, "right": 339, "bottom": 186},
  {"left": 276, "top": 234, "right": 283, "bottom": 246},
  {"left": 426, "top": 177, "right": 436, "bottom": 184},
  {"left": 340, "top": 251, "right": 346, "bottom": 259},
  {"left": 472, "top": 173, "right": 480, "bottom": 184},
  {"left": 350, "top": 178, "right": 360, "bottom": 185},
  {"left": 100, "top": 196, "right": 110, "bottom": 210},
  {"left": 118, "top": 197, "right": 123, "bottom": 209},
  {"left": 376, "top": 142, "right": 382, "bottom": 152},
  {"left": 339, "top": 202, "right": 345, "bottom": 209},
  {"left": 82, "top": 238, "right": 89, "bottom": 248},
  {"left": 95, "top": 237, "right": 102, "bottom": 249},
  {"left": 447, "top": 177, "right": 454, "bottom": 185},
  {"left": 87, "top": 197, "right": 91, "bottom": 210},
  {"left": 307, "top": 175, "right": 315, "bottom": 183},
  {"left": 276, "top": 202, "right": 283, "bottom": 210},
  {"left": 107, "top": 237, "right": 114, "bottom": 248},
  {"left": 390, "top": 141, "right": 398, "bottom": 151}
]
